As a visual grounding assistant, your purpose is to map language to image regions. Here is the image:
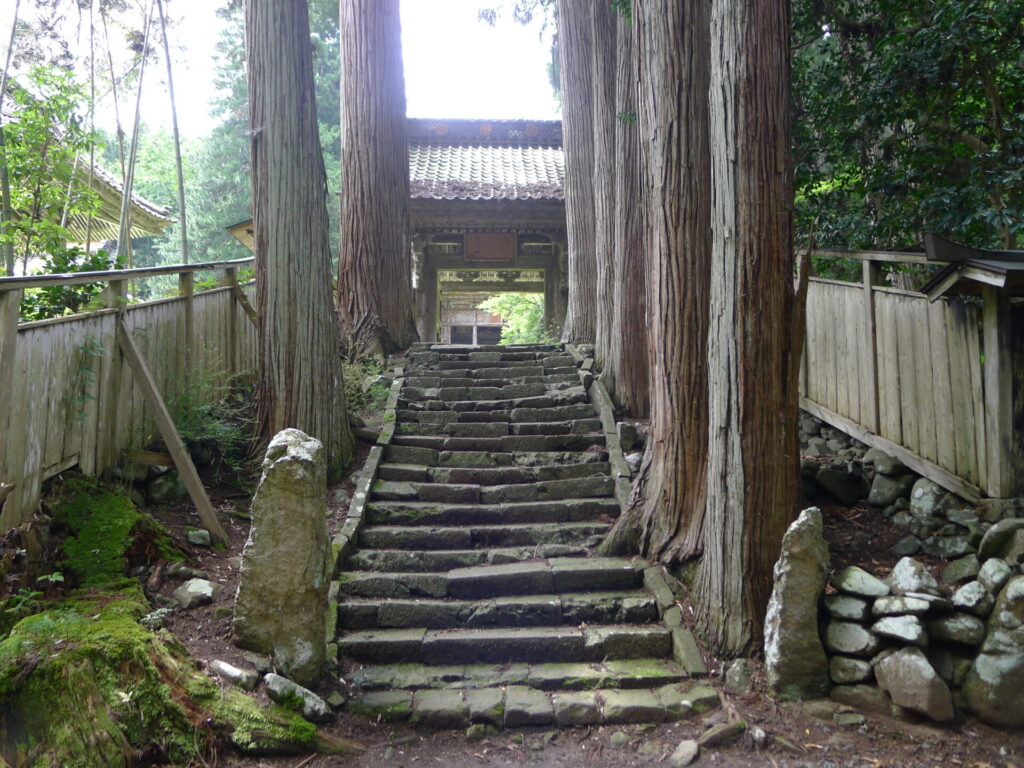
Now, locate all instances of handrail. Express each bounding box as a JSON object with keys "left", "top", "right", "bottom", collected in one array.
[
  {"left": 0, "top": 257, "right": 255, "bottom": 292},
  {"left": 800, "top": 247, "right": 934, "bottom": 265}
]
